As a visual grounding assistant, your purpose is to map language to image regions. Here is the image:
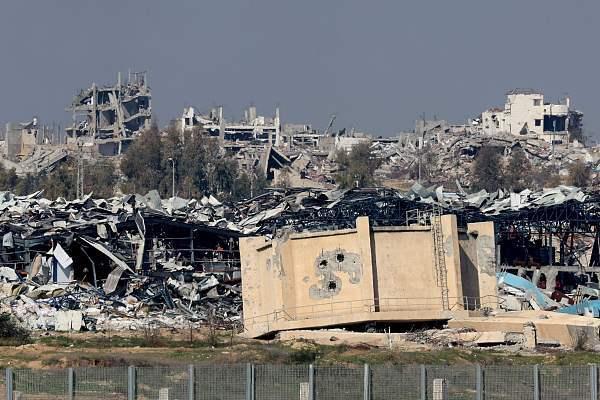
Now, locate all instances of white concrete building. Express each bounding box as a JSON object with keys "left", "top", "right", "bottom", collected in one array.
[{"left": 479, "top": 89, "right": 582, "bottom": 144}]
